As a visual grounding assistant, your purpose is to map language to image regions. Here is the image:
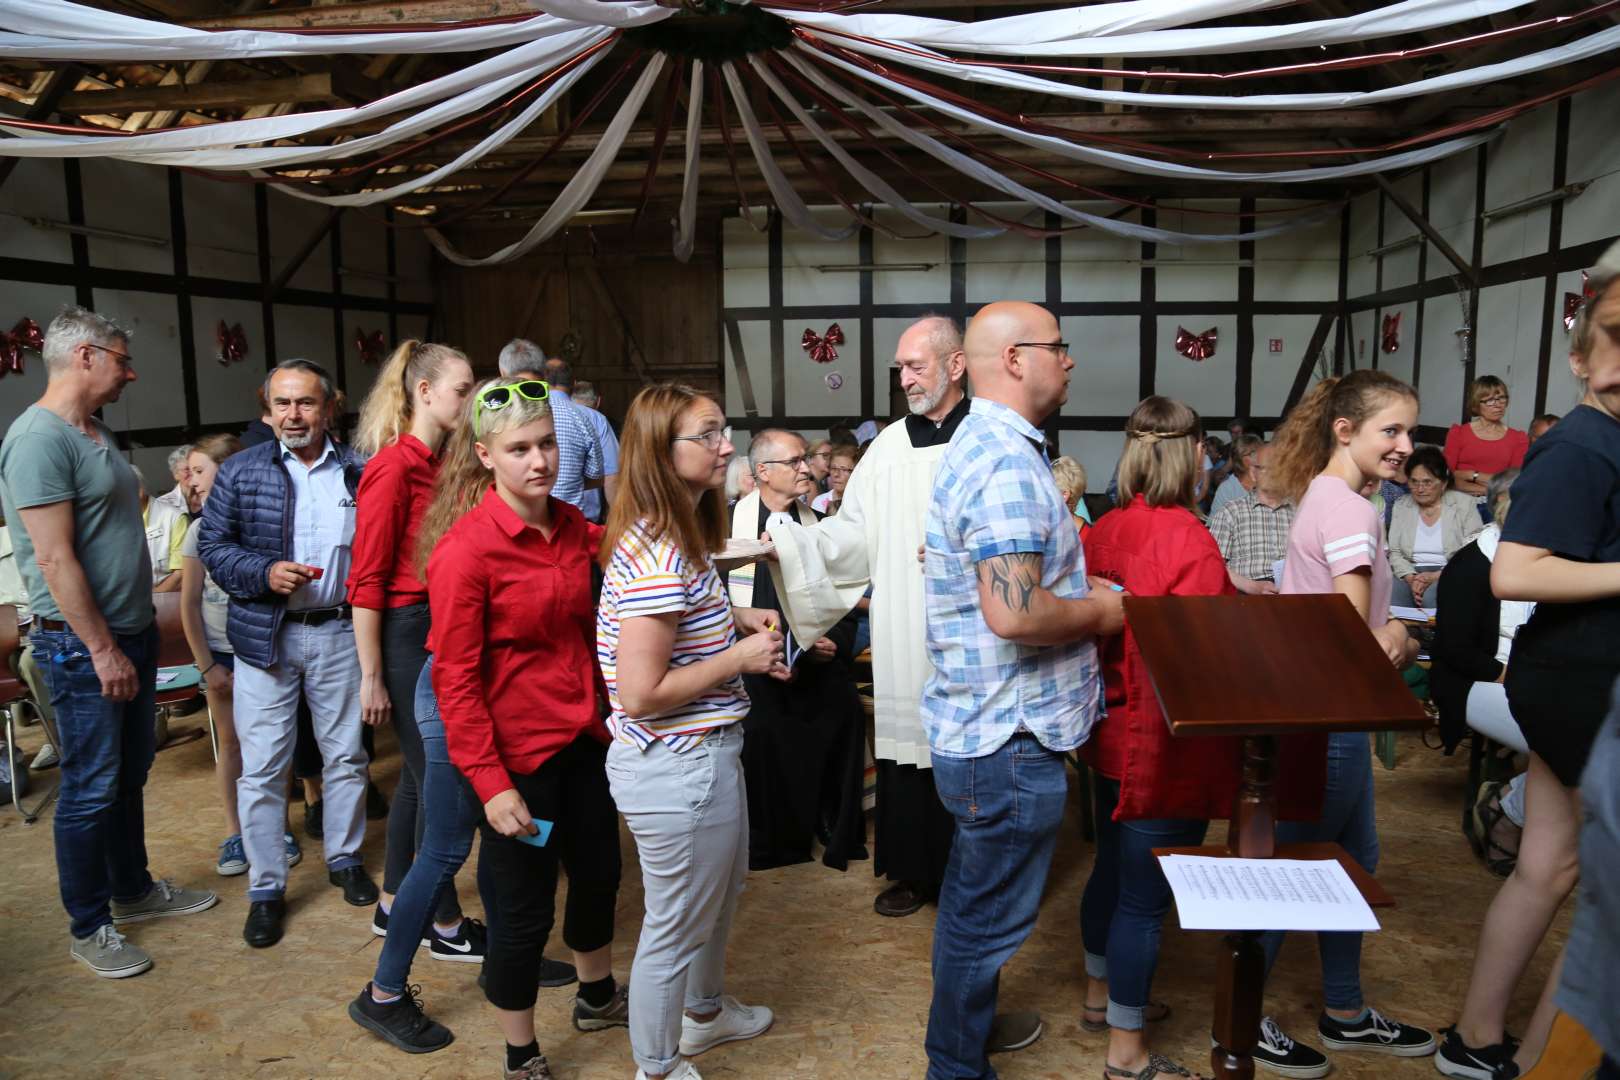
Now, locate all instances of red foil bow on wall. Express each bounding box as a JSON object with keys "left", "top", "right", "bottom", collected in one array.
[
  {"left": 1381, "top": 311, "right": 1402, "bottom": 354},
  {"left": 355, "top": 328, "right": 386, "bottom": 365},
  {"left": 0, "top": 317, "right": 43, "bottom": 377},
  {"left": 801, "top": 323, "right": 845, "bottom": 364},
  {"left": 1564, "top": 271, "right": 1595, "bottom": 333},
  {"left": 1174, "top": 325, "right": 1217, "bottom": 361},
  {"left": 215, "top": 320, "right": 249, "bottom": 366}
]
